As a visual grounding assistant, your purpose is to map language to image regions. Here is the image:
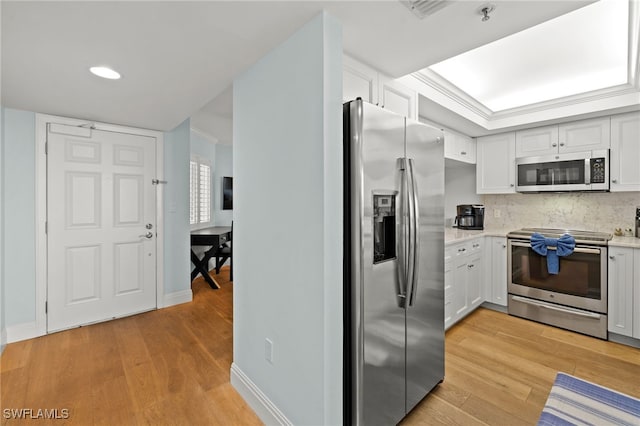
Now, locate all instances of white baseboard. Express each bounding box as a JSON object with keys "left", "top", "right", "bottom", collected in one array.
[
  {"left": 1, "top": 328, "right": 7, "bottom": 354},
  {"left": 230, "top": 363, "right": 292, "bottom": 426},
  {"left": 163, "top": 289, "right": 193, "bottom": 308},
  {"left": 7, "top": 321, "right": 41, "bottom": 343}
]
